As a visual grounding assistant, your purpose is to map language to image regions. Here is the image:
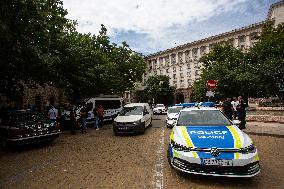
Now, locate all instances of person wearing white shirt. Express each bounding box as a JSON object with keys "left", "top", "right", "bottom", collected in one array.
[
  {"left": 48, "top": 106, "right": 58, "bottom": 122},
  {"left": 231, "top": 97, "right": 239, "bottom": 119}
]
